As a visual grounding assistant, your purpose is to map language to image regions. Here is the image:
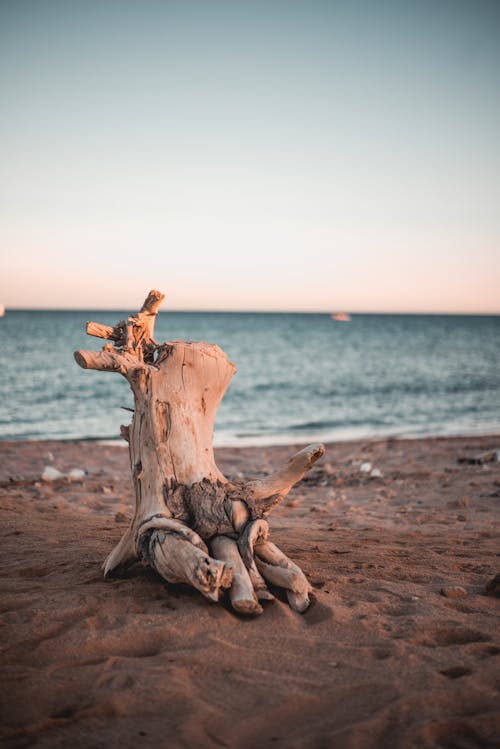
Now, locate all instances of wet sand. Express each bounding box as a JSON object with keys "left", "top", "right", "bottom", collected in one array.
[{"left": 1, "top": 436, "right": 499, "bottom": 748}]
